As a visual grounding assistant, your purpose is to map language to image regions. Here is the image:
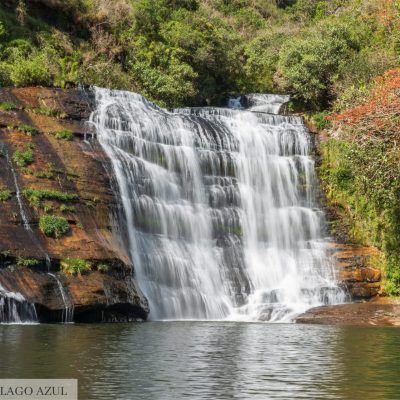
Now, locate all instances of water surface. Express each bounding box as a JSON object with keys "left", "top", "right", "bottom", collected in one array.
[{"left": 1, "top": 323, "right": 399, "bottom": 400}]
